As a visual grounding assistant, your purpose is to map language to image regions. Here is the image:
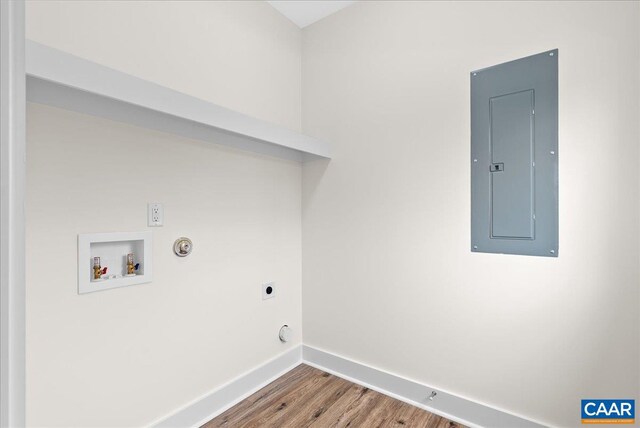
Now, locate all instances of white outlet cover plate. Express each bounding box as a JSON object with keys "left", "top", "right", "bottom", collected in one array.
[
  {"left": 148, "top": 203, "right": 163, "bottom": 227},
  {"left": 262, "top": 282, "right": 275, "bottom": 300}
]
